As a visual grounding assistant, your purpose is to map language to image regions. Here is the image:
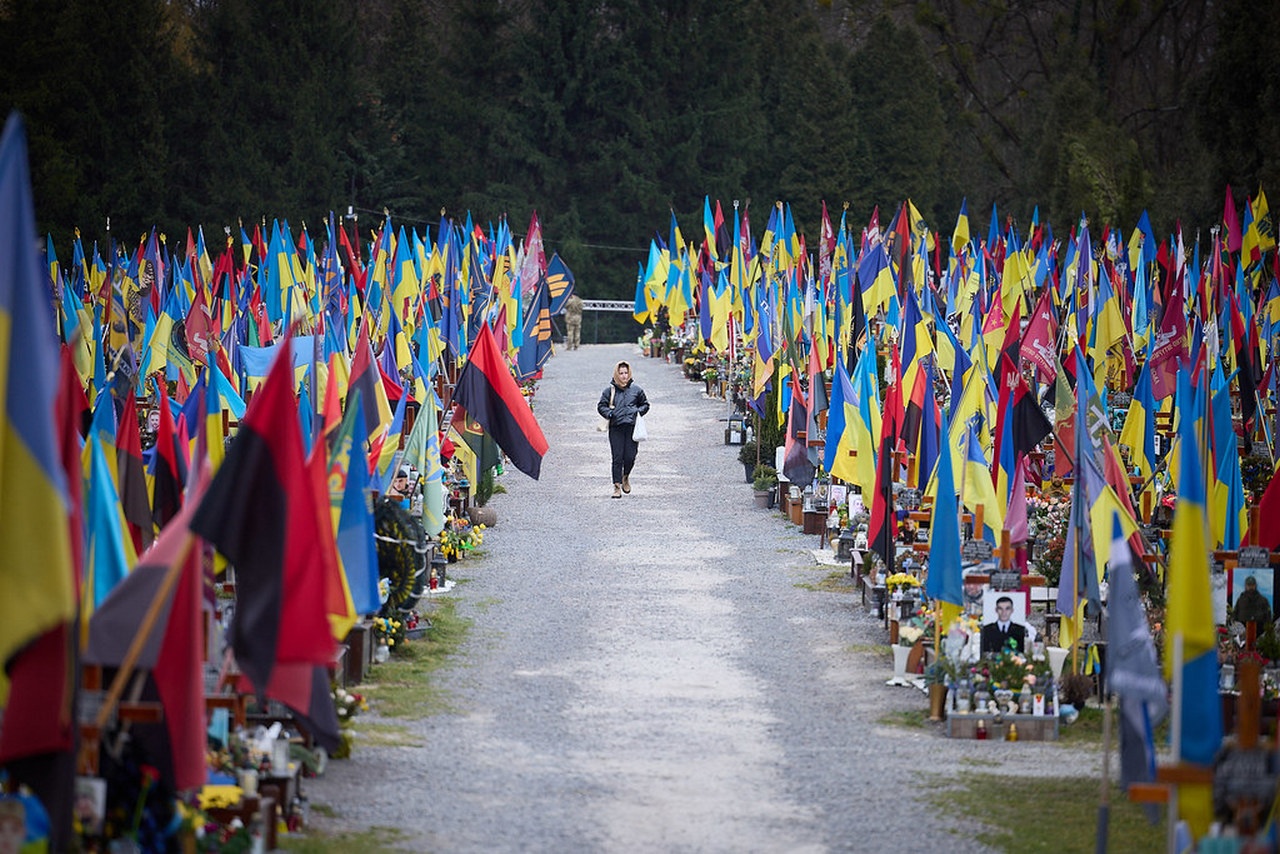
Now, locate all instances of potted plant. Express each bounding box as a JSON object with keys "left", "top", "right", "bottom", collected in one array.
[
  {"left": 738, "top": 440, "right": 759, "bottom": 483},
  {"left": 751, "top": 464, "right": 777, "bottom": 509},
  {"left": 467, "top": 466, "right": 503, "bottom": 528}
]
